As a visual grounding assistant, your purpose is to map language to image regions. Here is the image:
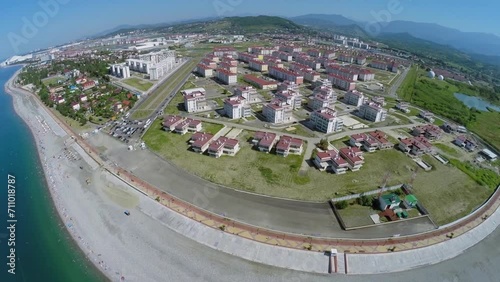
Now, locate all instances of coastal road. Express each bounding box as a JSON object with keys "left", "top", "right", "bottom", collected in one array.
[{"left": 88, "top": 132, "right": 436, "bottom": 239}]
